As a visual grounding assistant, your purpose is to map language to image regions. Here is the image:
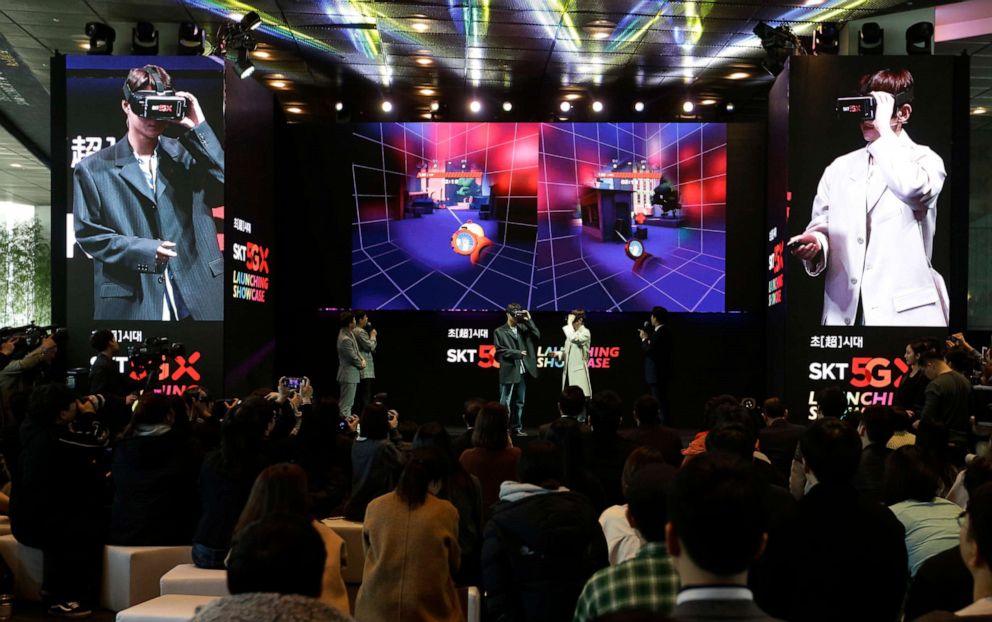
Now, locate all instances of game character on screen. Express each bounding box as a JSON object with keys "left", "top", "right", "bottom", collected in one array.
[
  {"left": 73, "top": 64, "right": 224, "bottom": 321},
  {"left": 789, "top": 68, "right": 948, "bottom": 327}
]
